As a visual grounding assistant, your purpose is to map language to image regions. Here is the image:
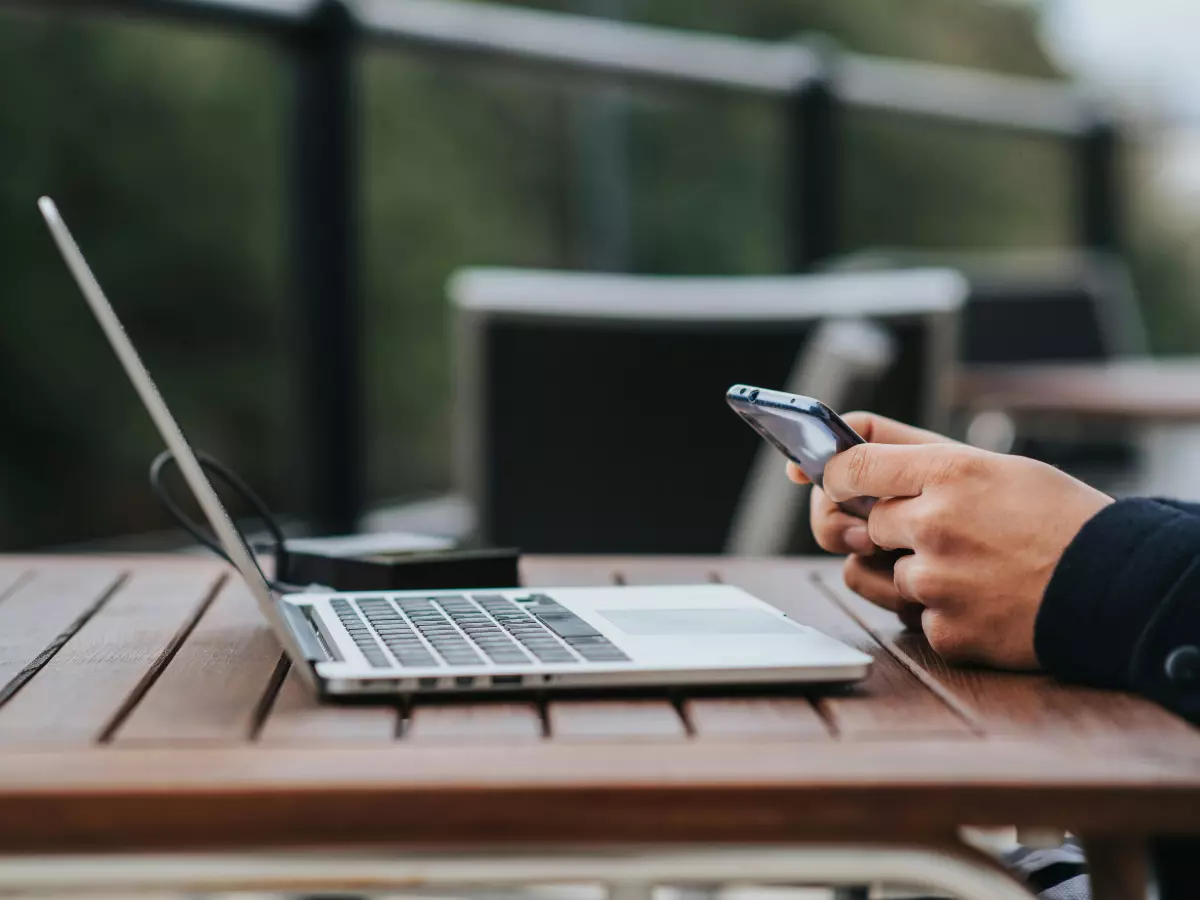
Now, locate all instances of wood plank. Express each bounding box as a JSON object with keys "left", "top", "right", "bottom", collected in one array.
[
  {"left": 520, "top": 556, "right": 620, "bottom": 587},
  {"left": 5, "top": 556, "right": 1200, "bottom": 855},
  {"left": 113, "top": 578, "right": 283, "bottom": 745},
  {"left": 607, "top": 556, "right": 721, "bottom": 586},
  {"left": 957, "top": 360, "right": 1200, "bottom": 423},
  {"left": 530, "top": 558, "right": 690, "bottom": 742},
  {"left": 717, "top": 559, "right": 973, "bottom": 740},
  {"left": 406, "top": 702, "right": 543, "bottom": 743},
  {"left": 0, "top": 563, "right": 30, "bottom": 605},
  {"left": 2, "top": 738, "right": 1200, "bottom": 853},
  {"left": 258, "top": 665, "right": 400, "bottom": 744},
  {"left": 612, "top": 558, "right": 832, "bottom": 741},
  {"left": 0, "top": 563, "right": 125, "bottom": 708},
  {"left": 819, "top": 567, "right": 1199, "bottom": 741},
  {"left": 0, "top": 563, "right": 223, "bottom": 746},
  {"left": 548, "top": 700, "right": 689, "bottom": 740},
  {"left": 684, "top": 698, "right": 831, "bottom": 740}
]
